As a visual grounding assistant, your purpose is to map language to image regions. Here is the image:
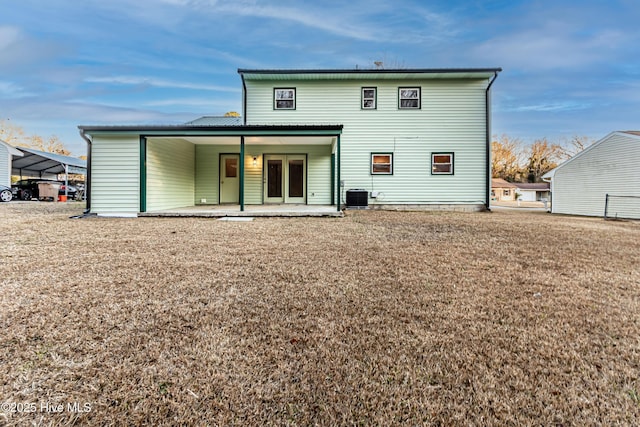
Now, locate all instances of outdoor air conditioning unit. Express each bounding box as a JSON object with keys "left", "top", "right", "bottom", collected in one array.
[{"left": 346, "top": 189, "right": 368, "bottom": 208}]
